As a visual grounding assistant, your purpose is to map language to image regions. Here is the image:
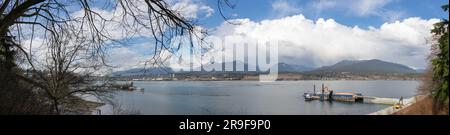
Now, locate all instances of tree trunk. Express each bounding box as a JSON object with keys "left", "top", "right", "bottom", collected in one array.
[{"left": 53, "top": 99, "right": 60, "bottom": 115}]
